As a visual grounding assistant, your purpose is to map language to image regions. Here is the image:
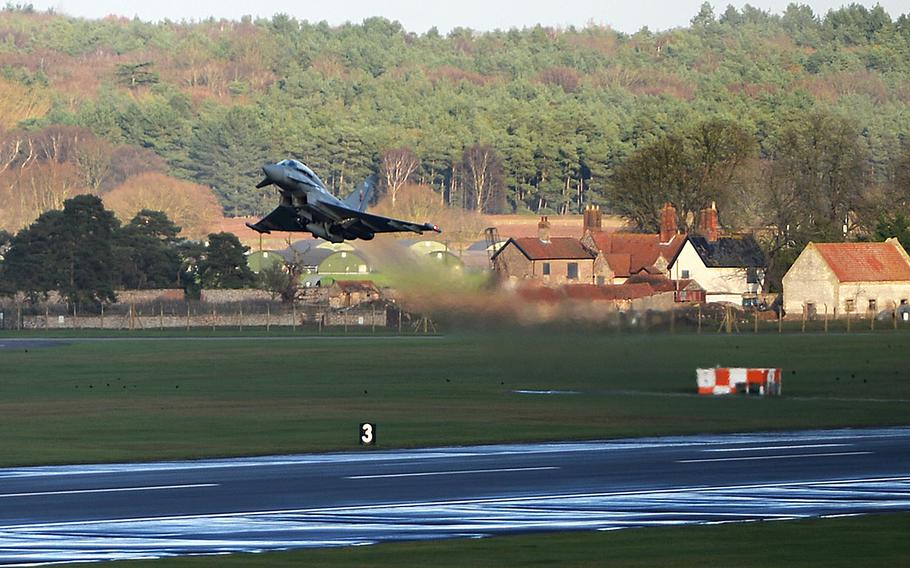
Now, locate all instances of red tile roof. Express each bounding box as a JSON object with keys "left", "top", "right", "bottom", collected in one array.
[
  {"left": 509, "top": 237, "right": 594, "bottom": 261},
  {"left": 587, "top": 232, "right": 684, "bottom": 275},
  {"left": 814, "top": 241, "right": 910, "bottom": 282}
]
